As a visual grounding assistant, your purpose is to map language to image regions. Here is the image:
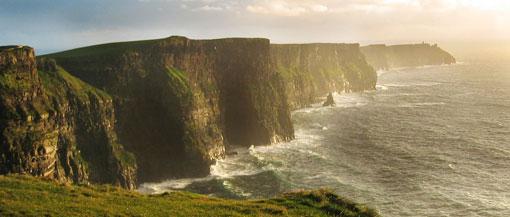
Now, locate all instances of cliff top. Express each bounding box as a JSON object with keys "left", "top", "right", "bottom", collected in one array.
[
  {"left": 0, "top": 45, "right": 24, "bottom": 50},
  {"left": 0, "top": 175, "right": 380, "bottom": 217},
  {"left": 362, "top": 43, "right": 439, "bottom": 48},
  {"left": 0, "top": 45, "right": 32, "bottom": 52},
  {"left": 44, "top": 36, "right": 270, "bottom": 59},
  {"left": 272, "top": 43, "right": 360, "bottom": 47}
]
